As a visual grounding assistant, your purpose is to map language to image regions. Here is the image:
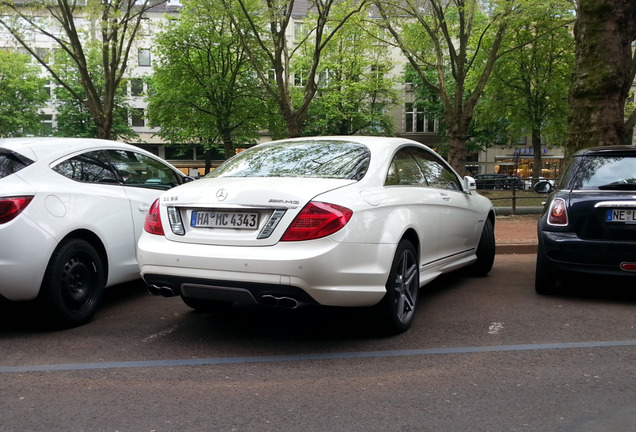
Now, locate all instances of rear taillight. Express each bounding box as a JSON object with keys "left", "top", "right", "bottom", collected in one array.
[
  {"left": 144, "top": 199, "right": 164, "bottom": 235},
  {"left": 547, "top": 198, "right": 568, "bottom": 226},
  {"left": 0, "top": 196, "right": 34, "bottom": 224},
  {"left": 282, "top": 202, "right": 352, "bottom": 241}
]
